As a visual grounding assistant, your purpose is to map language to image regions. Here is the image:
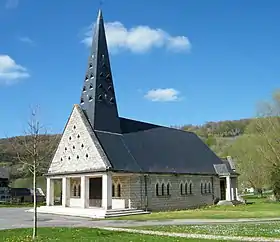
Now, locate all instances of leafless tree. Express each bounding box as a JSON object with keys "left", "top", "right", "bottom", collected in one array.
[{"left": 9, "top": 106, "right": 58, "bottom": 240}]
